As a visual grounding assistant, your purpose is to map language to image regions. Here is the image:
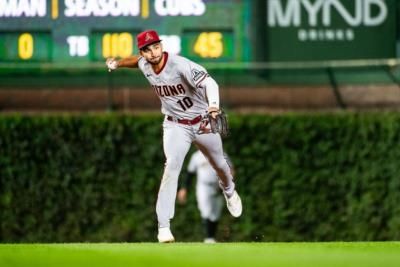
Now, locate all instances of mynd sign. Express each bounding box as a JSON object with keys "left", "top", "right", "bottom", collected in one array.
[
  {"left": 269, "top": 0, "right": 388, "bottom": 27},
  {"left": 266, "top": 0, "right": 396, "bottom": 61}
]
